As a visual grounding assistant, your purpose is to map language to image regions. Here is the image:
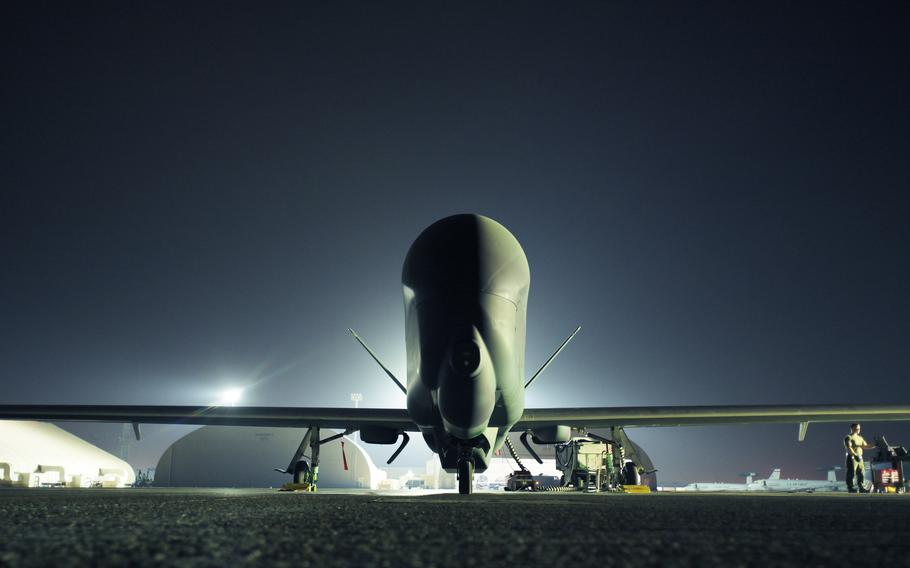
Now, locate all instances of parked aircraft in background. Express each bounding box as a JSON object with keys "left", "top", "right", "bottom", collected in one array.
[
  {"left": 675, "top": 480, "right": 749, "bottom": 492},
  {"left": 674, "top": 472, "right": 755, "bottom": 492},
  {"left": 675, "top": 467, "right": 851, "bottom": 492},
  {"left": 2, "top": 214, "right": 910, "bottom": 494},
  {"left": 752, "top": 467, "right": 848, "bottom": 493}
]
